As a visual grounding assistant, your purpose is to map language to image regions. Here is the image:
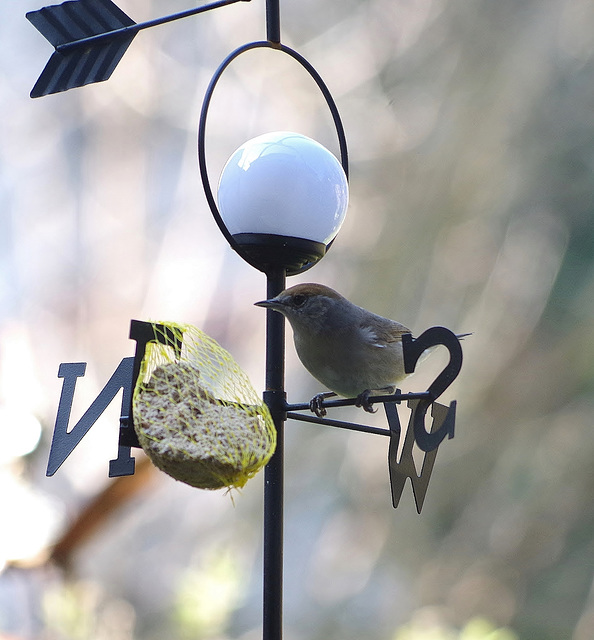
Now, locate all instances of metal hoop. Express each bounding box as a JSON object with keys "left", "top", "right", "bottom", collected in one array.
[{"left": 197, "top": 40, "right": 349, "bottom": 275}]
